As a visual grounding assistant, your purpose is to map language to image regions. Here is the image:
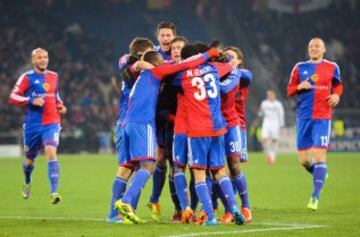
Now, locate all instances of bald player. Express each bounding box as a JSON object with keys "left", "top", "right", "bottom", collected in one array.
[
  {"left": 287, "top": 38, "right": 343, "bottom": 210},
  {"left": 9, "top": 48, "right": 67, "bottom": 204}
]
